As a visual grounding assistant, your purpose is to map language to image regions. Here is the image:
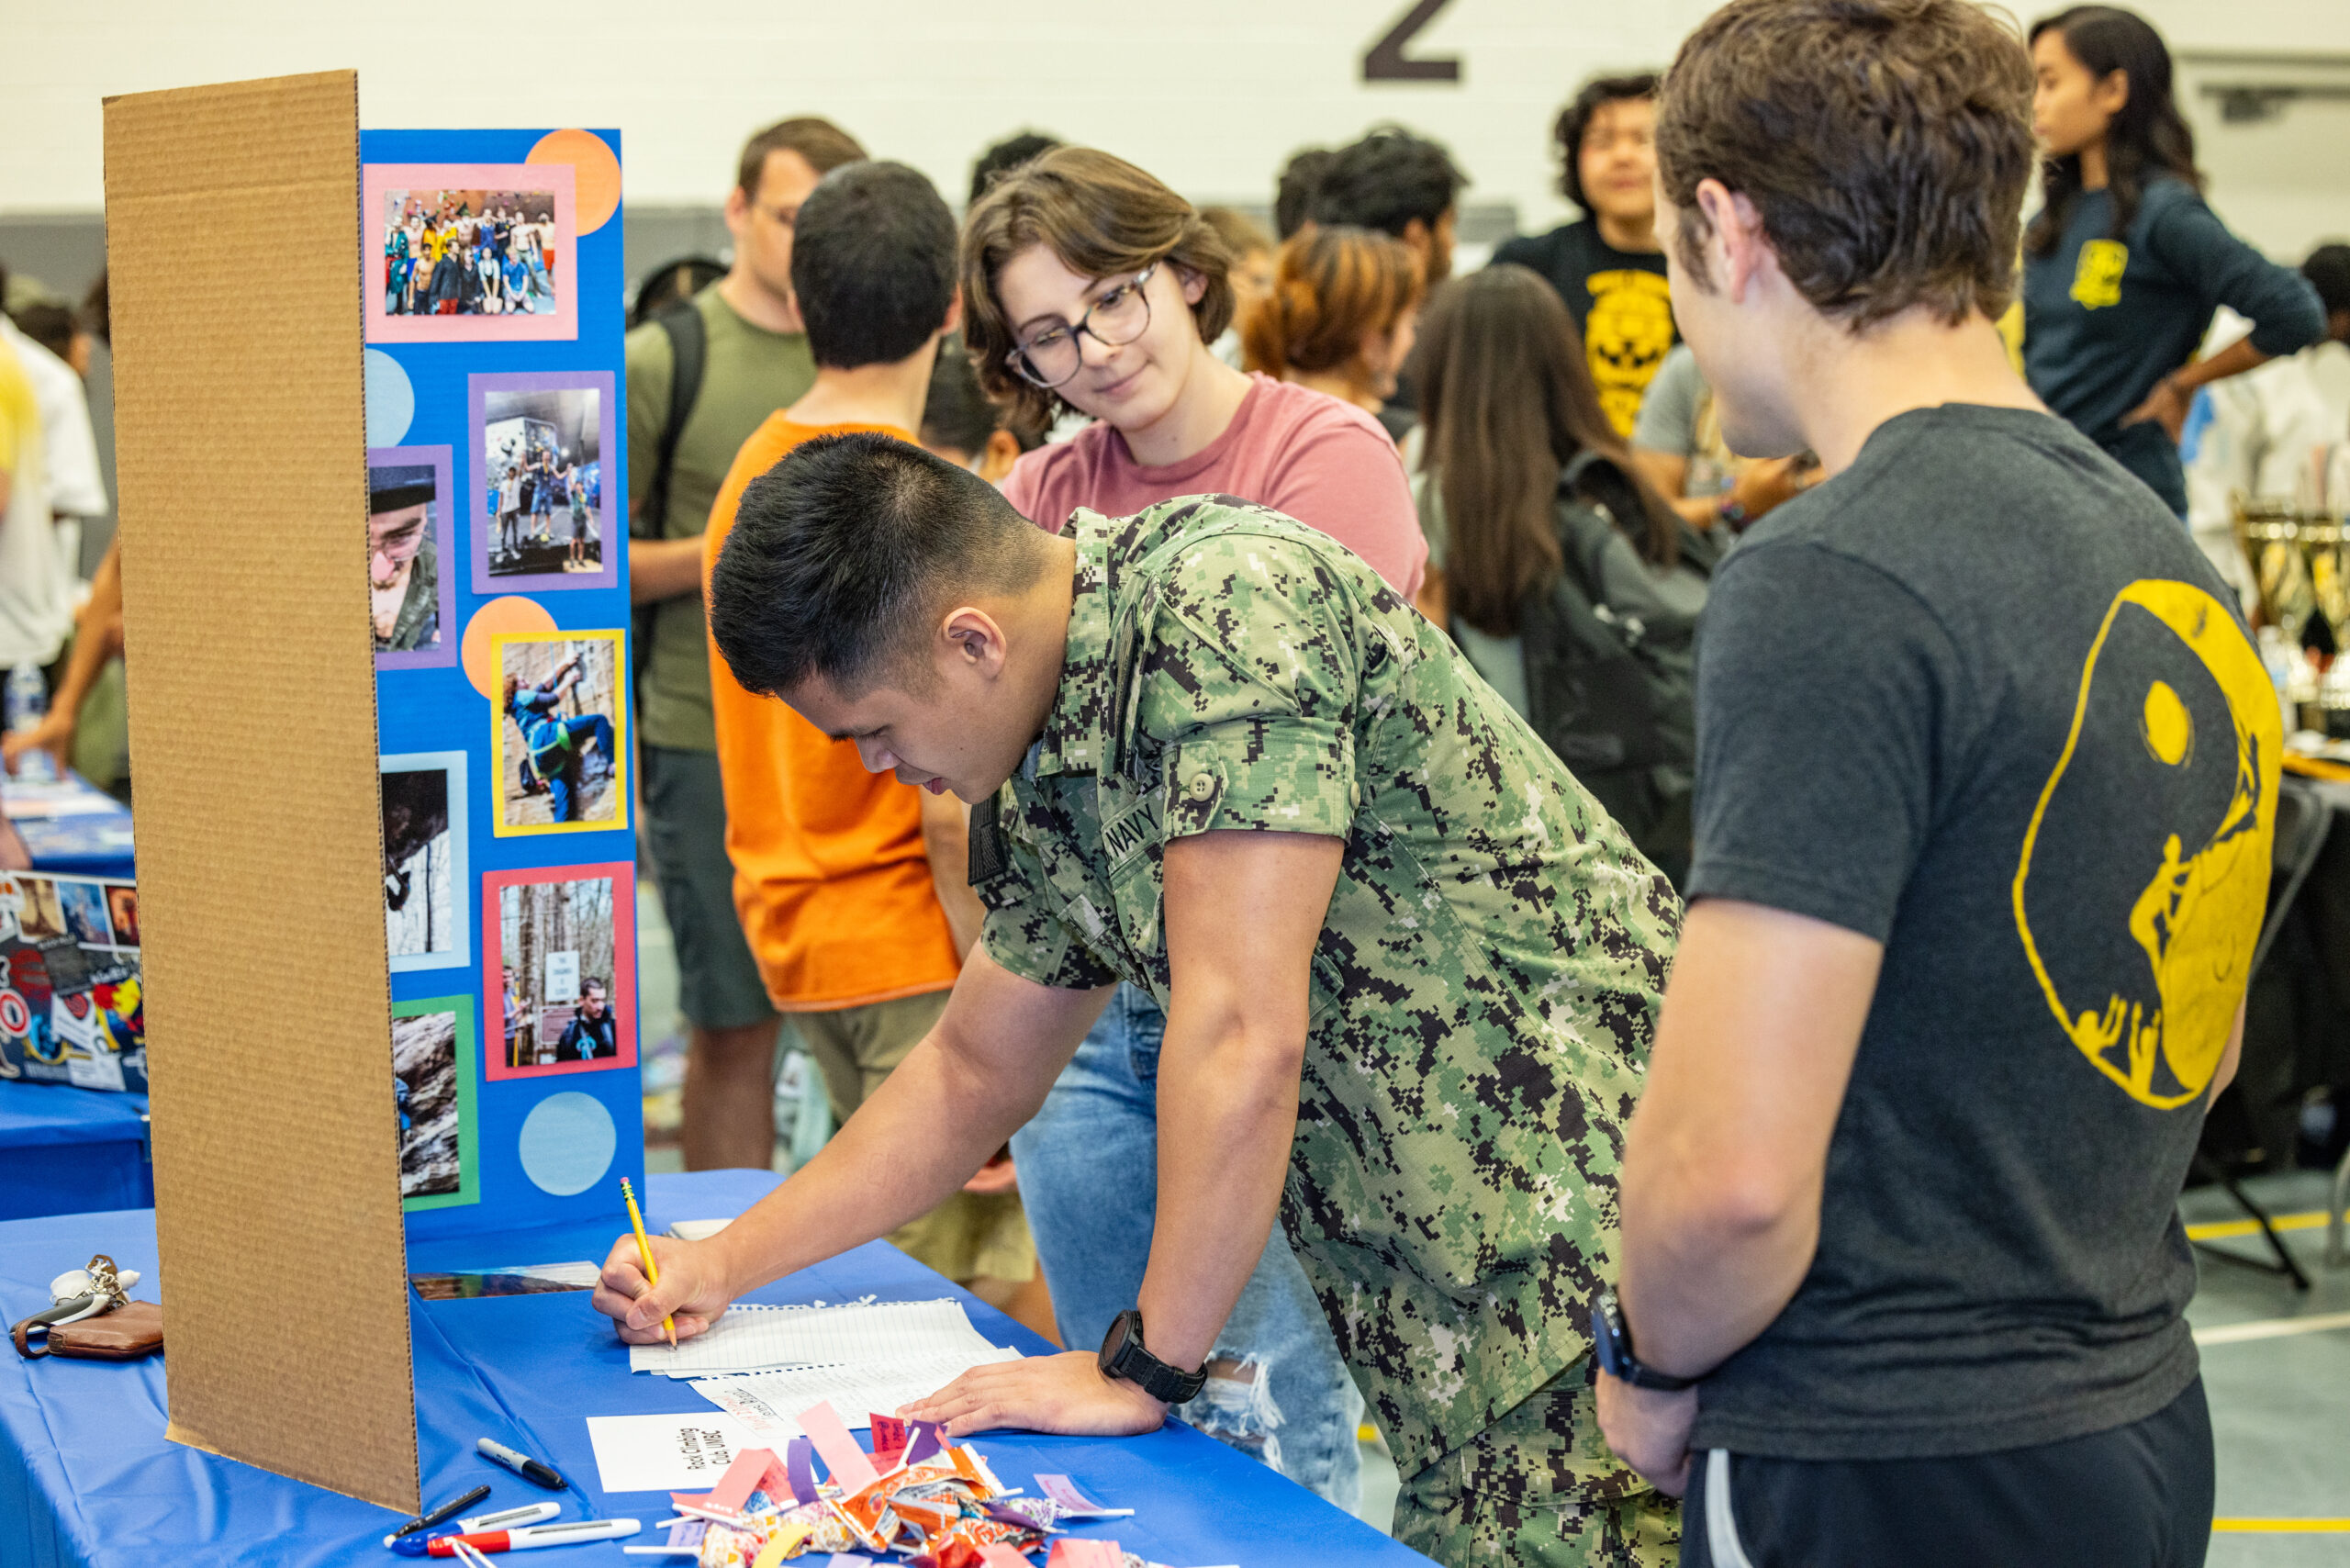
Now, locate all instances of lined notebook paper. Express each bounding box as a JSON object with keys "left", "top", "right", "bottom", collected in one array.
[
  {"left": 629, "top": 1298, "right": 1002, "bottom": 1377},
  {"left": 691, "top": 1347, "right": 1022, "bottom": 1438}
]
